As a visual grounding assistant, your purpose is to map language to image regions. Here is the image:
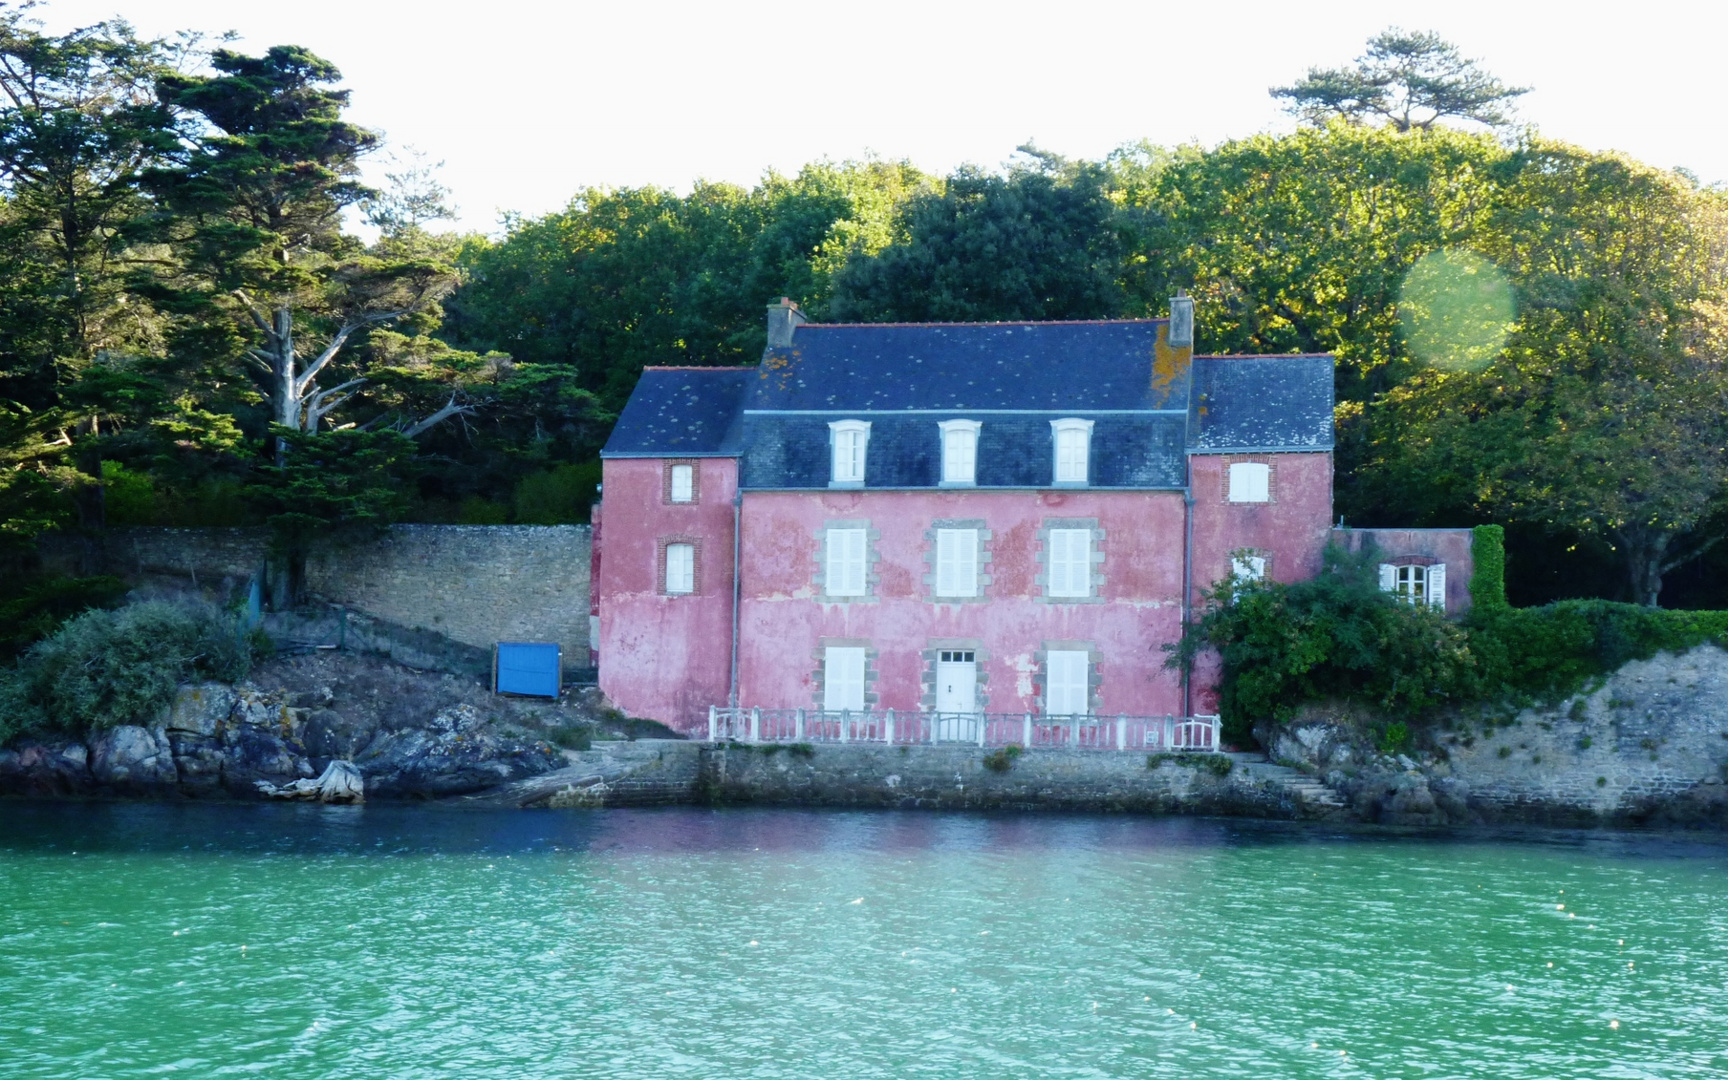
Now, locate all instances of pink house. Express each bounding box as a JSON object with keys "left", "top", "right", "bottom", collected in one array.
[{"left": 594, "top": 298, "right": 1473, "bottom": 736}]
